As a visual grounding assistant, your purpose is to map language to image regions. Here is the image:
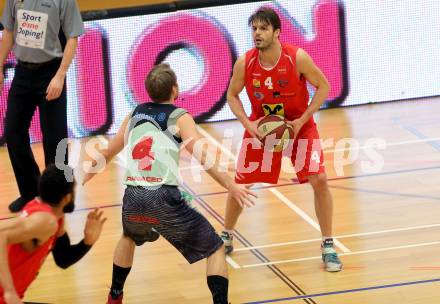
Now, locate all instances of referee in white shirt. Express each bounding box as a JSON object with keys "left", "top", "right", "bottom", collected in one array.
[{"left": 0, "top": 0, "right": 84, "bottom": 212}]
